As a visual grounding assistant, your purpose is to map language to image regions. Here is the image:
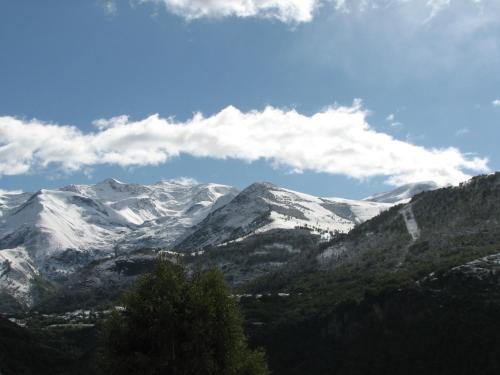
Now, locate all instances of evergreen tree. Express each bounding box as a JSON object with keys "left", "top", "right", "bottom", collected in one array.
[{"left": 100, "top": 260, "right": 268, "bottom": 375}]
